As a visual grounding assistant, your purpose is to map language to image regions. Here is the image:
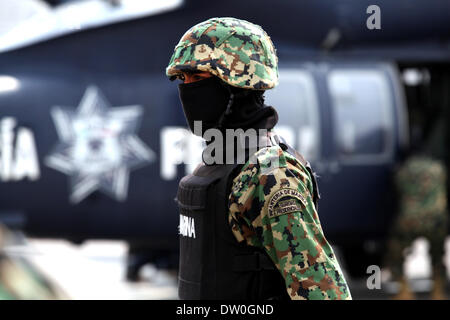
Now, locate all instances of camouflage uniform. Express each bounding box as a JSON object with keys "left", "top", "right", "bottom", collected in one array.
[
  {"left": 228, "top": 144, "right": 351, "bottom": 300},
  {"left": 384, "top": 156, "right": 448, "bottom": 281},
  {"left": 0, "top": 224, "right": 63, "bottom": 299},
  {"left": 167, "top": 17, "right": 351, "bottom": 300}
]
